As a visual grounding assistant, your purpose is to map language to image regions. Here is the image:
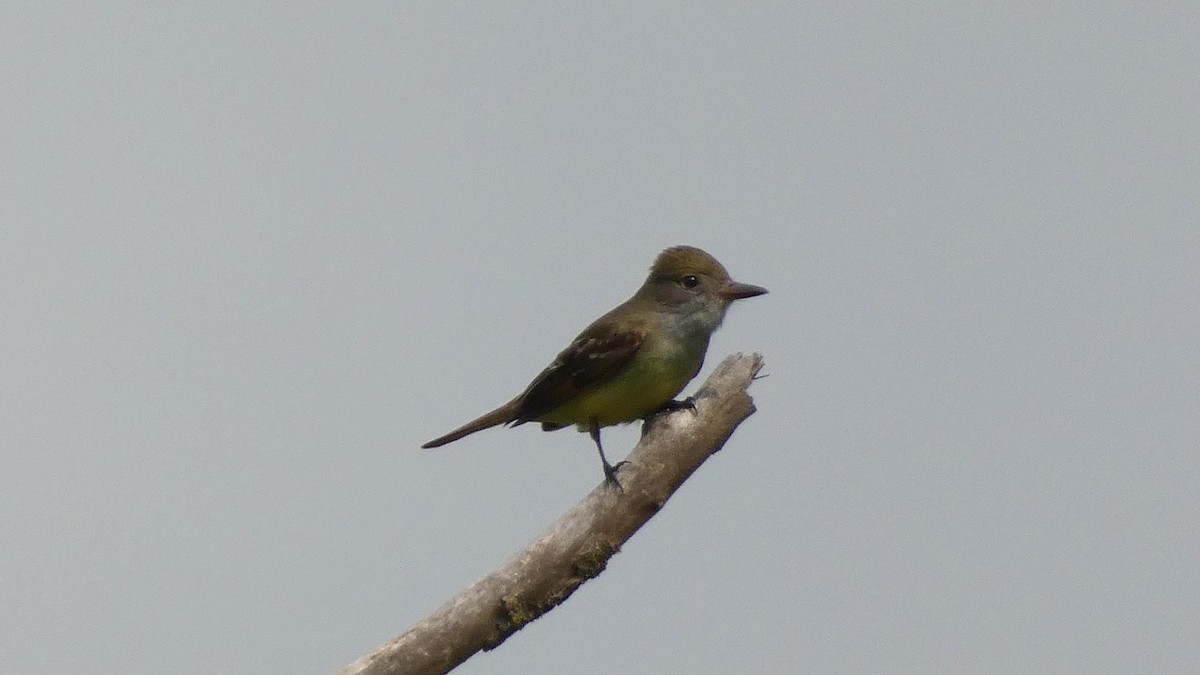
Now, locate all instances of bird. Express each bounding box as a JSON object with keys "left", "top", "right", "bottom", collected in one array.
[{"left": 421, "top": 245, "right": 767, "bottom": 486}]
